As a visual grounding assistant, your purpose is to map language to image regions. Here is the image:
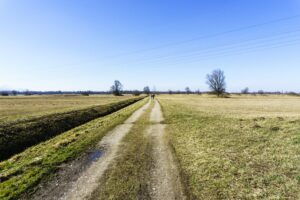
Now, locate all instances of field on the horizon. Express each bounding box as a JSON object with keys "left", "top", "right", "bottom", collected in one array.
[
  {"left": 0, "top": 94, "right": 132, "bottom": 124},
  {"left": 159, "top": 94, "right": 300, "bottom": 199}
]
